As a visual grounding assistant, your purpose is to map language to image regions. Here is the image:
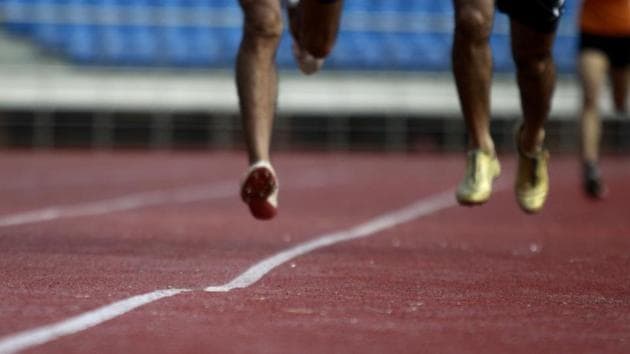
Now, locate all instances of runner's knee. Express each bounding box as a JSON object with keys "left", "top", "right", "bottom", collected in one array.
[
  {"left": 513, "top": 47, "right": 554, "bottom": 76},
  {"left": 582, "top": 90, "right": 599, "bottom": 110},
  {"left": 454, "top": 6, "right": 493, "bottom": 43},
  {"left": 241, "top": 0, "right": 283, "bottom": 40}
]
